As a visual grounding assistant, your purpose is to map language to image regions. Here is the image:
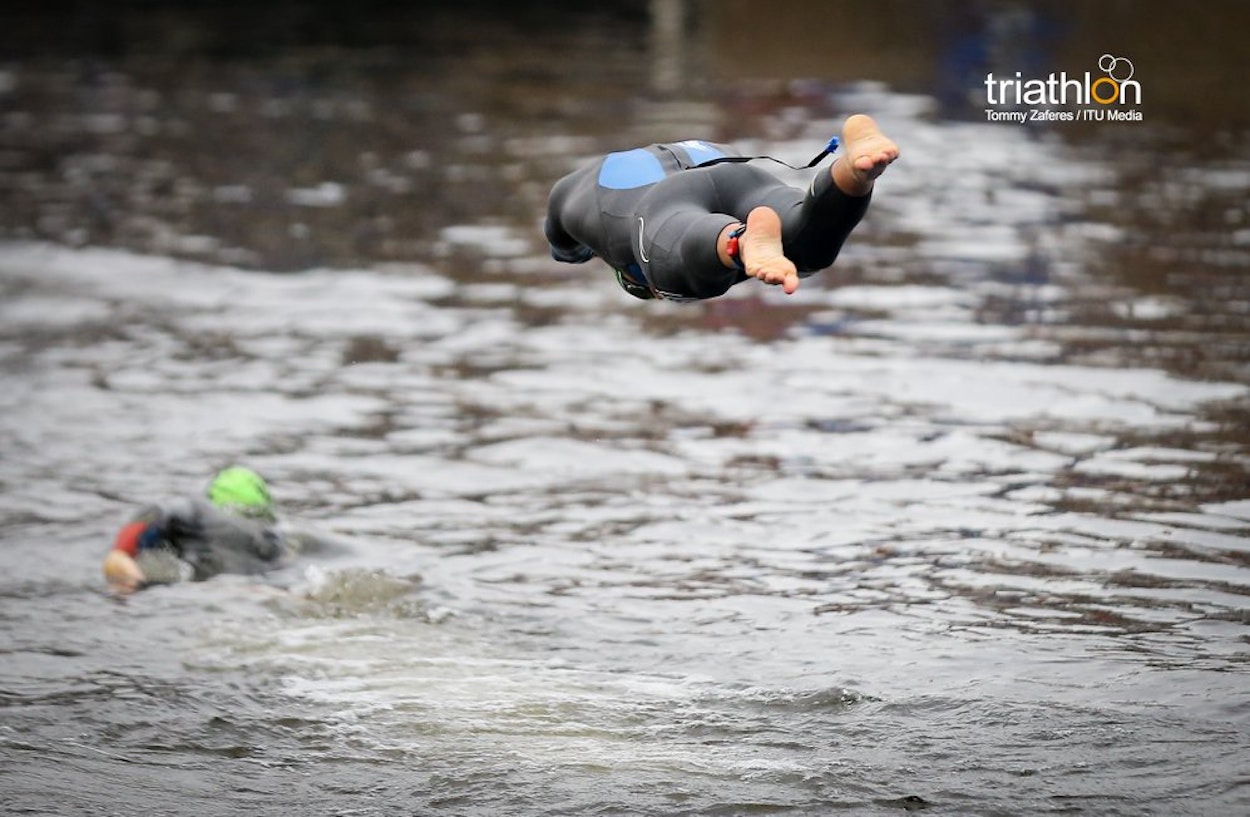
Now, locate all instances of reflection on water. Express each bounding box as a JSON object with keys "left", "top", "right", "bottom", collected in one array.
[{"left": 0, "top": 1, "right": 1248, "bottom": 815}]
